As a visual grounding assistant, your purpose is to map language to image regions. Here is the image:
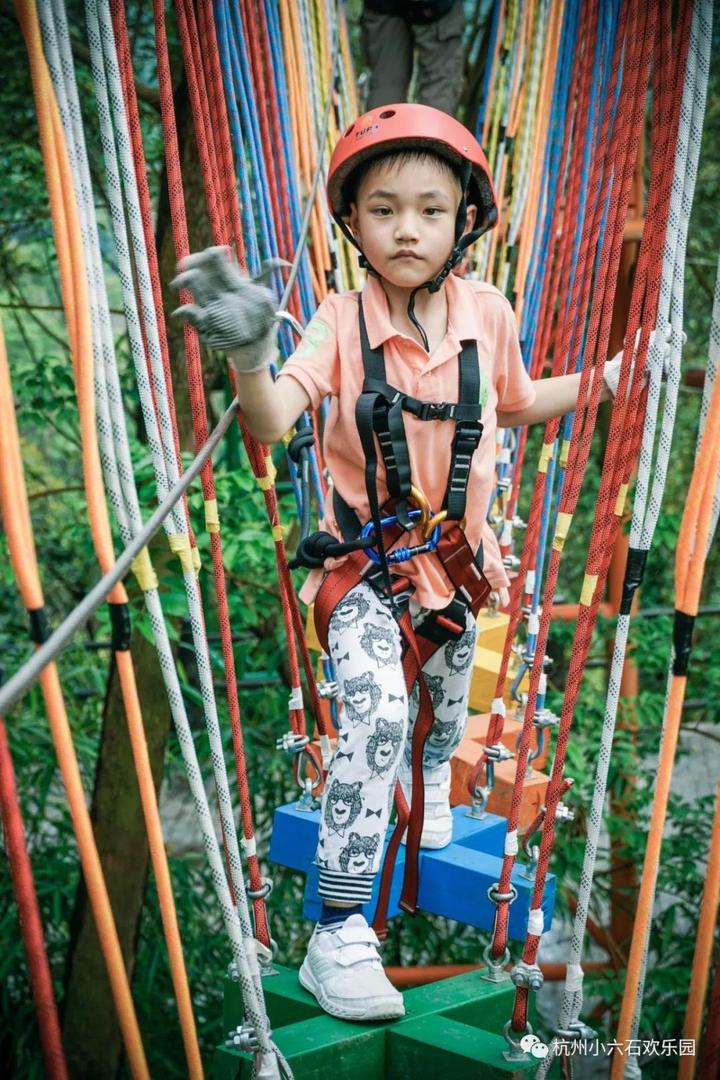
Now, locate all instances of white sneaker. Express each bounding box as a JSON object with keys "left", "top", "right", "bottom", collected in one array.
[
  {"left": 399, "top": 760, "right": 453, "bottom": 849},
  {"left": 298, "top": 914, "right": 405, "bottom": 1021}
]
